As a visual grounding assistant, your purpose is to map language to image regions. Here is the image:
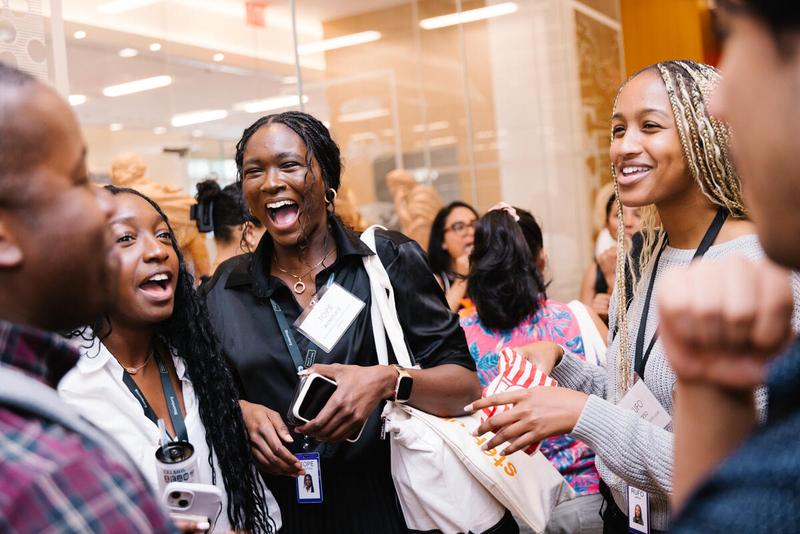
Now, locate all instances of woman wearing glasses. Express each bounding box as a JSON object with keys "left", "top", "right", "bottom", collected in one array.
[{"left": 428, "top": 201, "right": 479, "bottom": 312}]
